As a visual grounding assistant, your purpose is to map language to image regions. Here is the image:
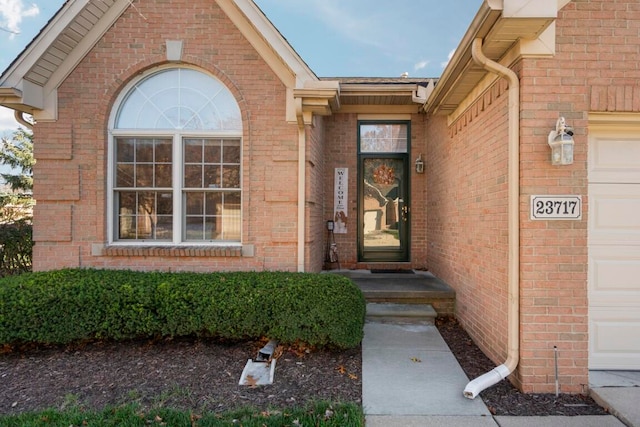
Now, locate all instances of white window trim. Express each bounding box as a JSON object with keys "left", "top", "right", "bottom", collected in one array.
[{"left": 107, "top": 65, "right": 243, "bottom": 247}]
